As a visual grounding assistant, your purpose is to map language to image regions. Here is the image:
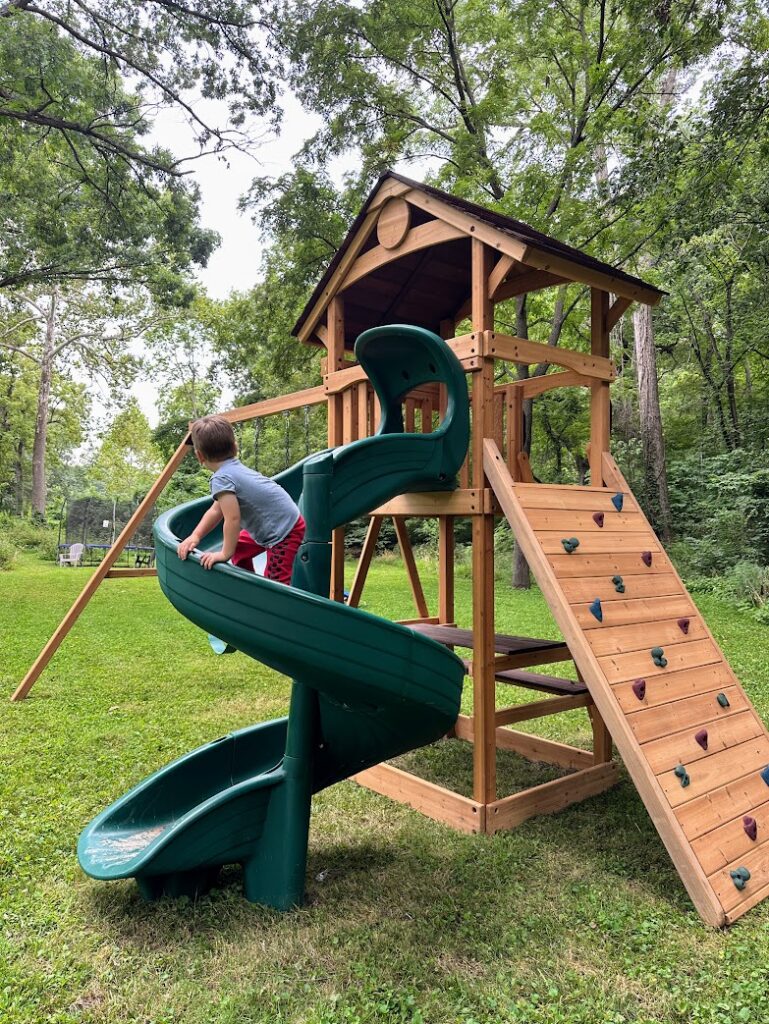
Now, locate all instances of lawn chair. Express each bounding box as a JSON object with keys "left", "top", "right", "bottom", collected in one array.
[{"left": 59, "top": 542, "right": 84, "bottom": 567}]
